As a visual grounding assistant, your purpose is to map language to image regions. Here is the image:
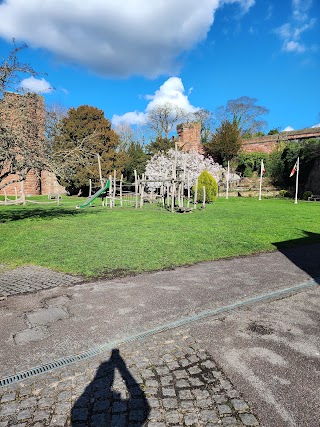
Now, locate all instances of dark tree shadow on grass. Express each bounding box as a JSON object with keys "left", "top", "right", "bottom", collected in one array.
[
  {"left": 273, "top": 231, "right": 320, "bottom": 285},
  {"left": 0, "top": 206, "right": 101, "bottom": 223},
  {"left": 71, "top": 349, "right": 150, "bottom": 426}
]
